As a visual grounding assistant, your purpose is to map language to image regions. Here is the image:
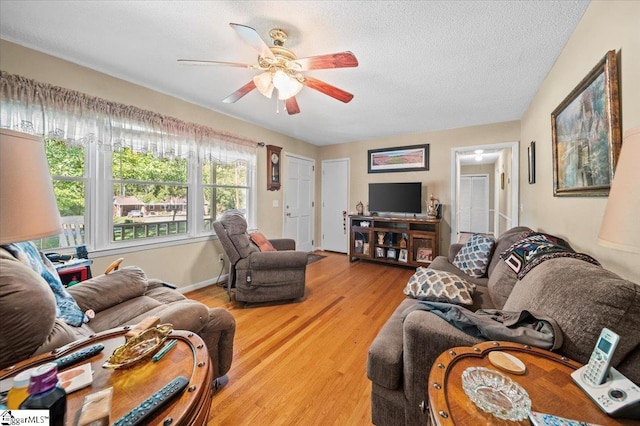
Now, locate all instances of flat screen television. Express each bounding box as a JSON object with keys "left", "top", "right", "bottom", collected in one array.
[{"left": 368, "top": 182, "right": 422, "bottom": 214}]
